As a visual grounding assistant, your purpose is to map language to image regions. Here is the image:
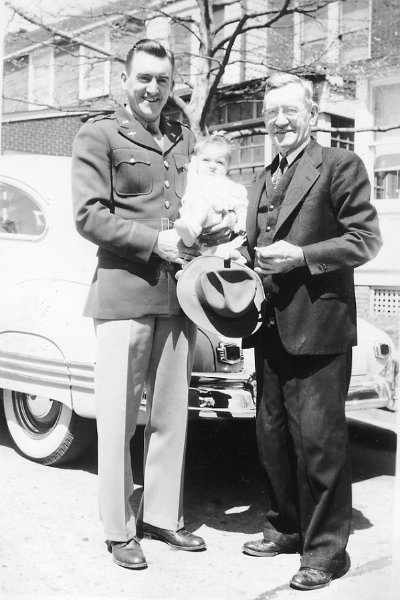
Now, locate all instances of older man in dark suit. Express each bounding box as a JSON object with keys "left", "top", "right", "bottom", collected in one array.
[
  {"left": 241, "top": 73, "right": 382, "bottom": 590},
  {"left": 72, "top": 39, "right": 206, "bottom": 570}
]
